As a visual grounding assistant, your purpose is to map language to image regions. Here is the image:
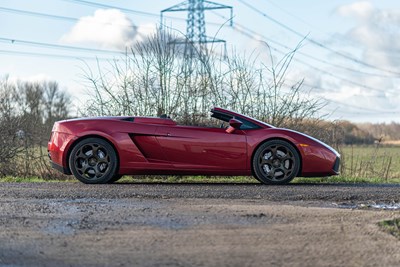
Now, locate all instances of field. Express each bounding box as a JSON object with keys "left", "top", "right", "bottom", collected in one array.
[{"left": 339, "top": 144, "right": 400, "bottom": 180}]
